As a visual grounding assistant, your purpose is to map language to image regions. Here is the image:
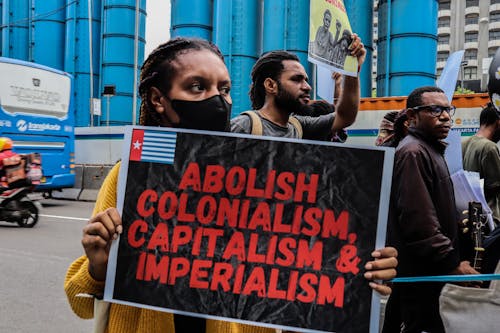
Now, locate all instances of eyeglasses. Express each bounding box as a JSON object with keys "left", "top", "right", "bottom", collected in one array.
[{"left": 411, "top": 104, "right": 456, "bottom": 117}]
